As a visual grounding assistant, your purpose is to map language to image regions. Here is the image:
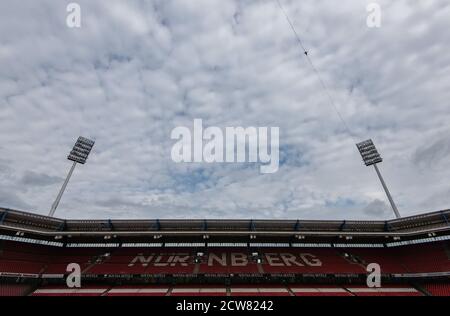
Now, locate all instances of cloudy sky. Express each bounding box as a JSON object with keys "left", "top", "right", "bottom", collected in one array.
[{"left": 1, "top": 0, "right": 450, "bottom": 220}]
